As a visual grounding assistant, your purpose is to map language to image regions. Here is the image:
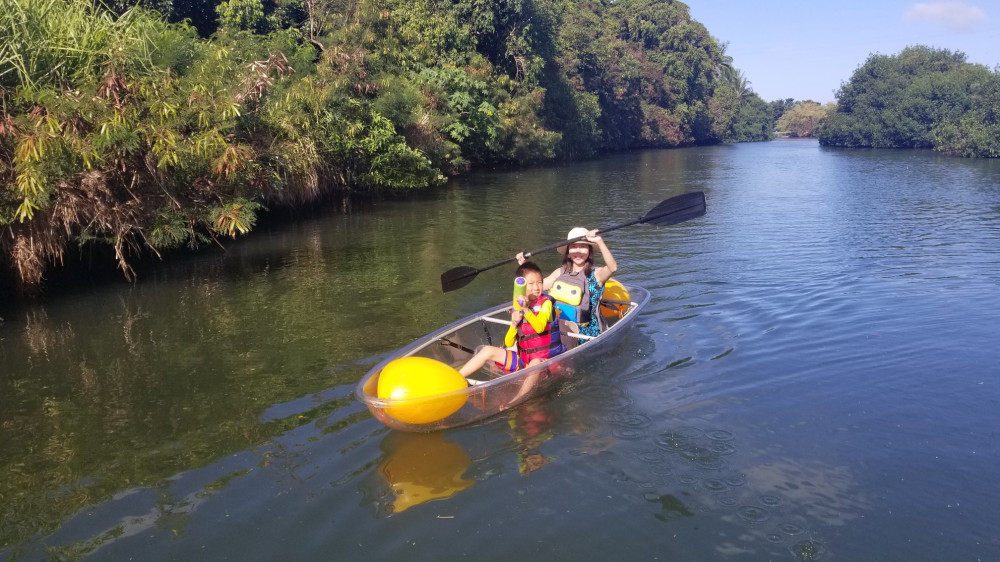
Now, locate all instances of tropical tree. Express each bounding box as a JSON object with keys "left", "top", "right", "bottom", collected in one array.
[
  {"left": 929, "top": 73, "right": 1000, "bottom": 157},
  {"left": 769, "top": 98, "right": 795, "bottom": 123},
  {"left": 818, "top": 45, "right": 1000, "bottom": 154},
  {"left": 776, "top": 101, "right": 830, "bottom": 138},
  {"left": 726, "top": 92, "right": 773, "bottom": 142}
]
